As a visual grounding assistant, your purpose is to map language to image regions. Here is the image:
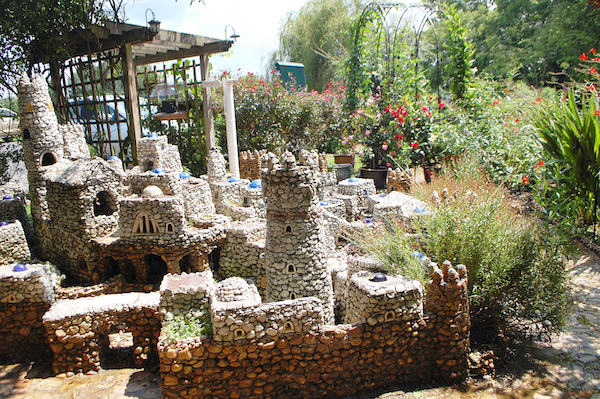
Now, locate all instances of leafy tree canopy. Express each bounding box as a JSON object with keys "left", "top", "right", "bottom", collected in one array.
[{"left": 270, "top": 0, "right": 362, "bottom": 91}]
